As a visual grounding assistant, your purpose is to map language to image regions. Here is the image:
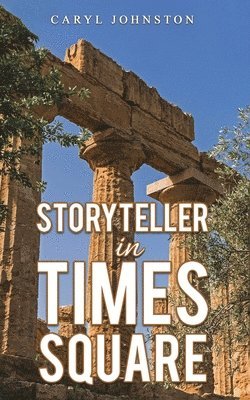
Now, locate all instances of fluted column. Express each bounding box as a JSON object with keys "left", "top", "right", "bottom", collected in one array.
[
  {"left": 0, "top": 148, "right": 42, "bottom": 358},
  {"left": 80, "top": 129, "right": 145, "bottom": 376},
  {"left": 210, "top": 280, "right": 249, "bottom": 398},
  {"left": 0, "top": 108, "right": 56, "bottom": 359},
  {"left": 58, "top": 305, "right": 86, "bottom": 372},
  {"left": 147, "top": 168, "right": 222, "bottom": 394},
  {"left": 150, "top": 298, "right": 168, "bottom": 380},
  {"left": 159, "top": 183, "right": 216, "bottom": 324}
]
